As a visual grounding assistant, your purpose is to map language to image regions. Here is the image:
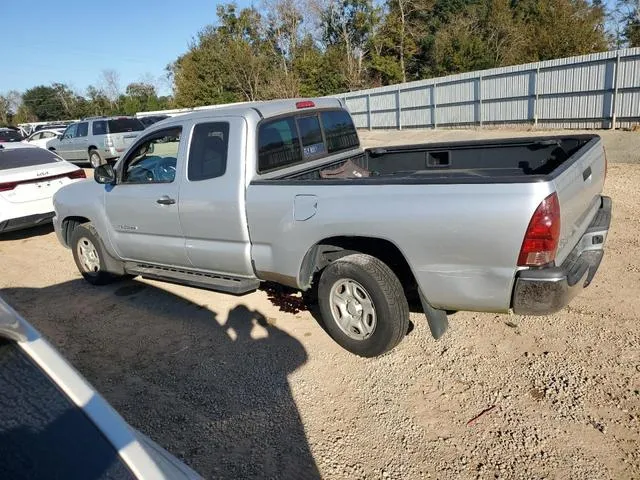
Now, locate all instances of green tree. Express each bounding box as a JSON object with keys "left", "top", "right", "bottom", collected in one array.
[
  {"left": 0, "top": 96, "right": 11, "bottom": 125},
  {"left": 514, "top": 0, "right": 608, "bottom": 61},
  {"left": 22, "top": 85, "right": 67, "bottom": 120},
  {"left": 615, "top": 0, "right": 640, "bottom": 46},
  {"left": 172, "top": 4, "right": 288, "bottom": 106},
  {"left": 320, "top": 0, "right": 383, "bottom": 90},
  {"left": 85, "top": 86, "right": 113, "bottom": 116}
]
